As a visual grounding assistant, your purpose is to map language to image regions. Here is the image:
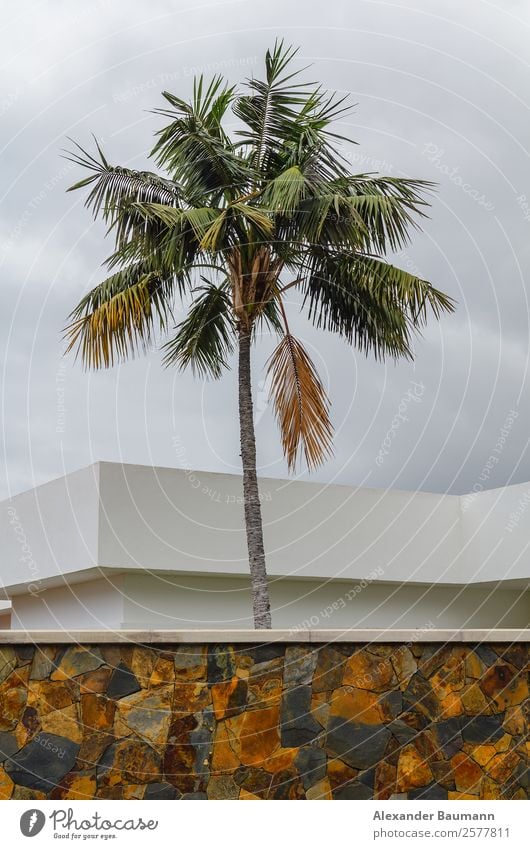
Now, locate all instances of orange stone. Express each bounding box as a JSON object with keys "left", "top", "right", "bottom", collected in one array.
[
  {"left": 262, "top": 748, "right": 298, "bottom": 774},
  {"left": 430, "top": 650, "right": 466, "bottom": 700},
  {"left": 0, "top": 766, "right": 14, "bottom": 800},
  {"left": 211, "top": 676, "right": 247, "bottom": 720},
  {"left": 439, "top": 692, "right": 464, "bottom": 718},
  {"left": 173, "top": 682, "right": 211, "bottom": 714},
  {"left": 41, "top": 704, "right": 82, "bottom": 743},
  {"left": 81, "top": 694, "right": 116, "bottom": 731},
  {"left": 211, "top": 721, "right": 240, "bottom": 773},
  {"left": 329, "top": 687, "right": 384, "bottom": 725},
  {"left": 230, "top": 706, "right": 280, "bottom": 767},
  {"left": 396, "top": 745, "right": 433, "bottom": 792},
  {"left": 470, "top": 745, "right": 496, "bottom": 767},
  {"left": 451, "top": 752, "right": 483, "bottom": 793},
  {"left": 343, "top": 650, "right": 396, "bottom": 692}
]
